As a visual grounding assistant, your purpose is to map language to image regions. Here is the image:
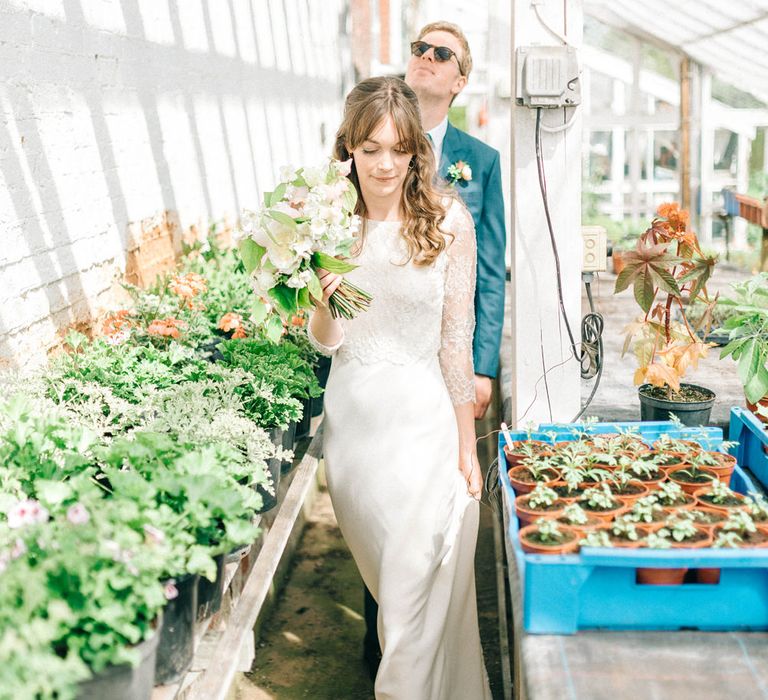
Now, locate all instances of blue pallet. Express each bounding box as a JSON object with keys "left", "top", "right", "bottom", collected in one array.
[
  {"left": 501, "top": 419, "right": 768, "bottom": 634},
  {"left": 729, "top": 407, "right": 768, "bottom": 490}
]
